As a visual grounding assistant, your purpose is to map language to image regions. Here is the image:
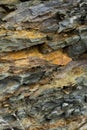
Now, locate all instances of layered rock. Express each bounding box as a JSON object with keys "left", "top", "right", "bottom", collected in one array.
[{"left": 0, "top": 0, "right": 87, "bottom": 130}]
